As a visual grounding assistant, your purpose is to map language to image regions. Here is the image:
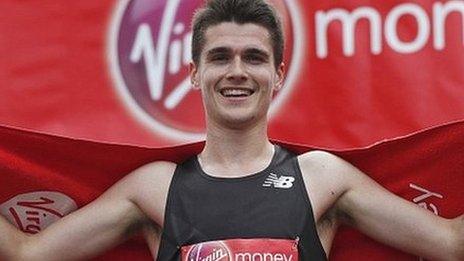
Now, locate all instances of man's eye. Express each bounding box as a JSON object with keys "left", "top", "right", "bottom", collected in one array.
[
  {"left": 211, "top": 55, "right": 229, "bottom": 62},
  {"left": 245, "top": 55, "right": 266, "bottom": 64}
]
